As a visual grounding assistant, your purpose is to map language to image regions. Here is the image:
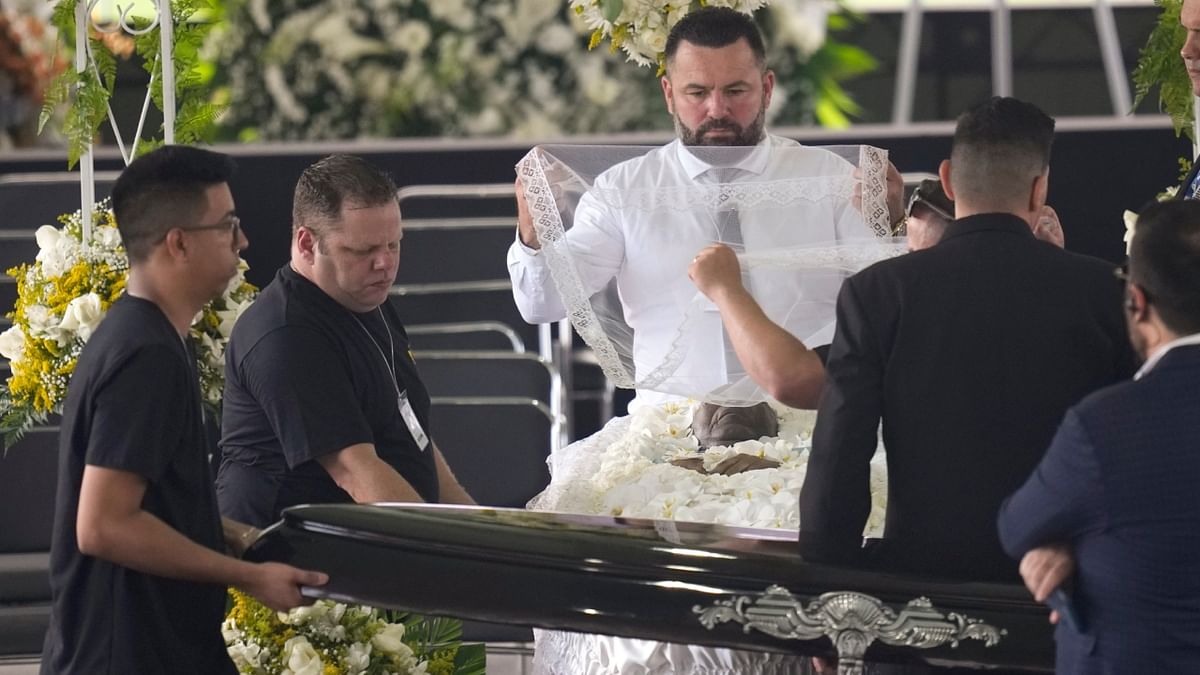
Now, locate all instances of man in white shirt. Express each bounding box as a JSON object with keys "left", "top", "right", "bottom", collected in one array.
[{"left": 508, "top": 6, "right": 903, "bottom": 407}]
